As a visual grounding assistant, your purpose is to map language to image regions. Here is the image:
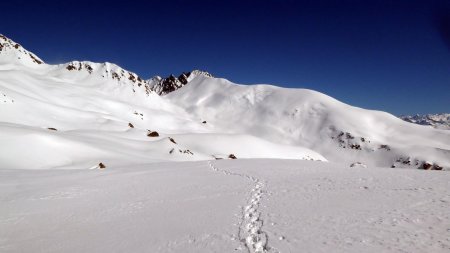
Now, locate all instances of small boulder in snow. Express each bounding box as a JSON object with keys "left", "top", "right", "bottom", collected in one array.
[
  {"left": 147, "top": 131, "right": 159, "bottom": 137},
  {"left": 350, "top": 162, "right": 367, "bottom": 168},
  {"left": 98, "top": 163, "right": 106, "bottom": 169},
  {"left": 47, "top": 127, "right": 57, "bottom": 131},
  {"left": 379, "top": 145, "right": 391, "bottom": 151},
  {"left": 421, "top": 163, "right": 443, "bottom": 171},
  {"left": 228, "top": 154, "right": 237, "bottom": 159},
  {"left": 434, "top": 164, "right": 443, "bottom": 170},
  {"left": 128, "top": 123, "right": 134, "bottom": 128},
  {"left": 422, "top": 162, "right": 433, "bottom": 170}
]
